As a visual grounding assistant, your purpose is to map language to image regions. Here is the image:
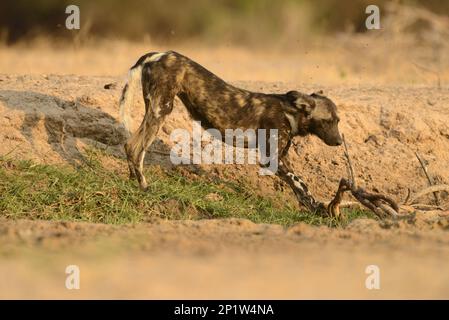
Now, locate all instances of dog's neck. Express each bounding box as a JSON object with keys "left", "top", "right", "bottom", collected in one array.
[{"left": 285, "top": 110, "right": 311, "bottom": 137}]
